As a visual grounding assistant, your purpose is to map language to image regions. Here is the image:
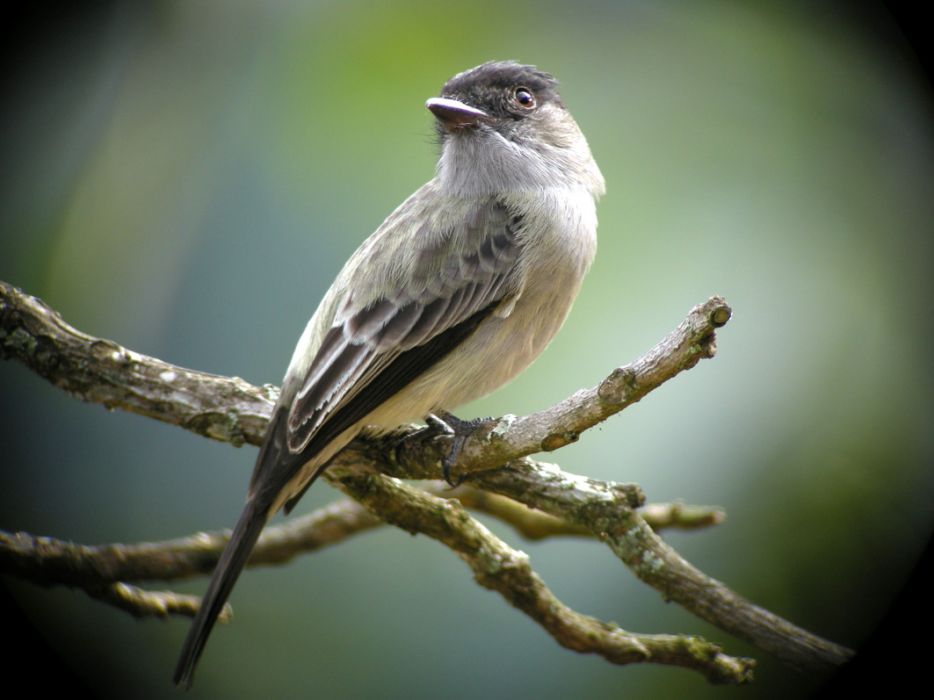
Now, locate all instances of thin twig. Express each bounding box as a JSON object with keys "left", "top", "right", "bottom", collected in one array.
[
  {"left": 86, "top": 582, "right": 225, "bottom": 621},
  {"left": 640, "top": 501, "right": 726, "bottom": 530}
]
